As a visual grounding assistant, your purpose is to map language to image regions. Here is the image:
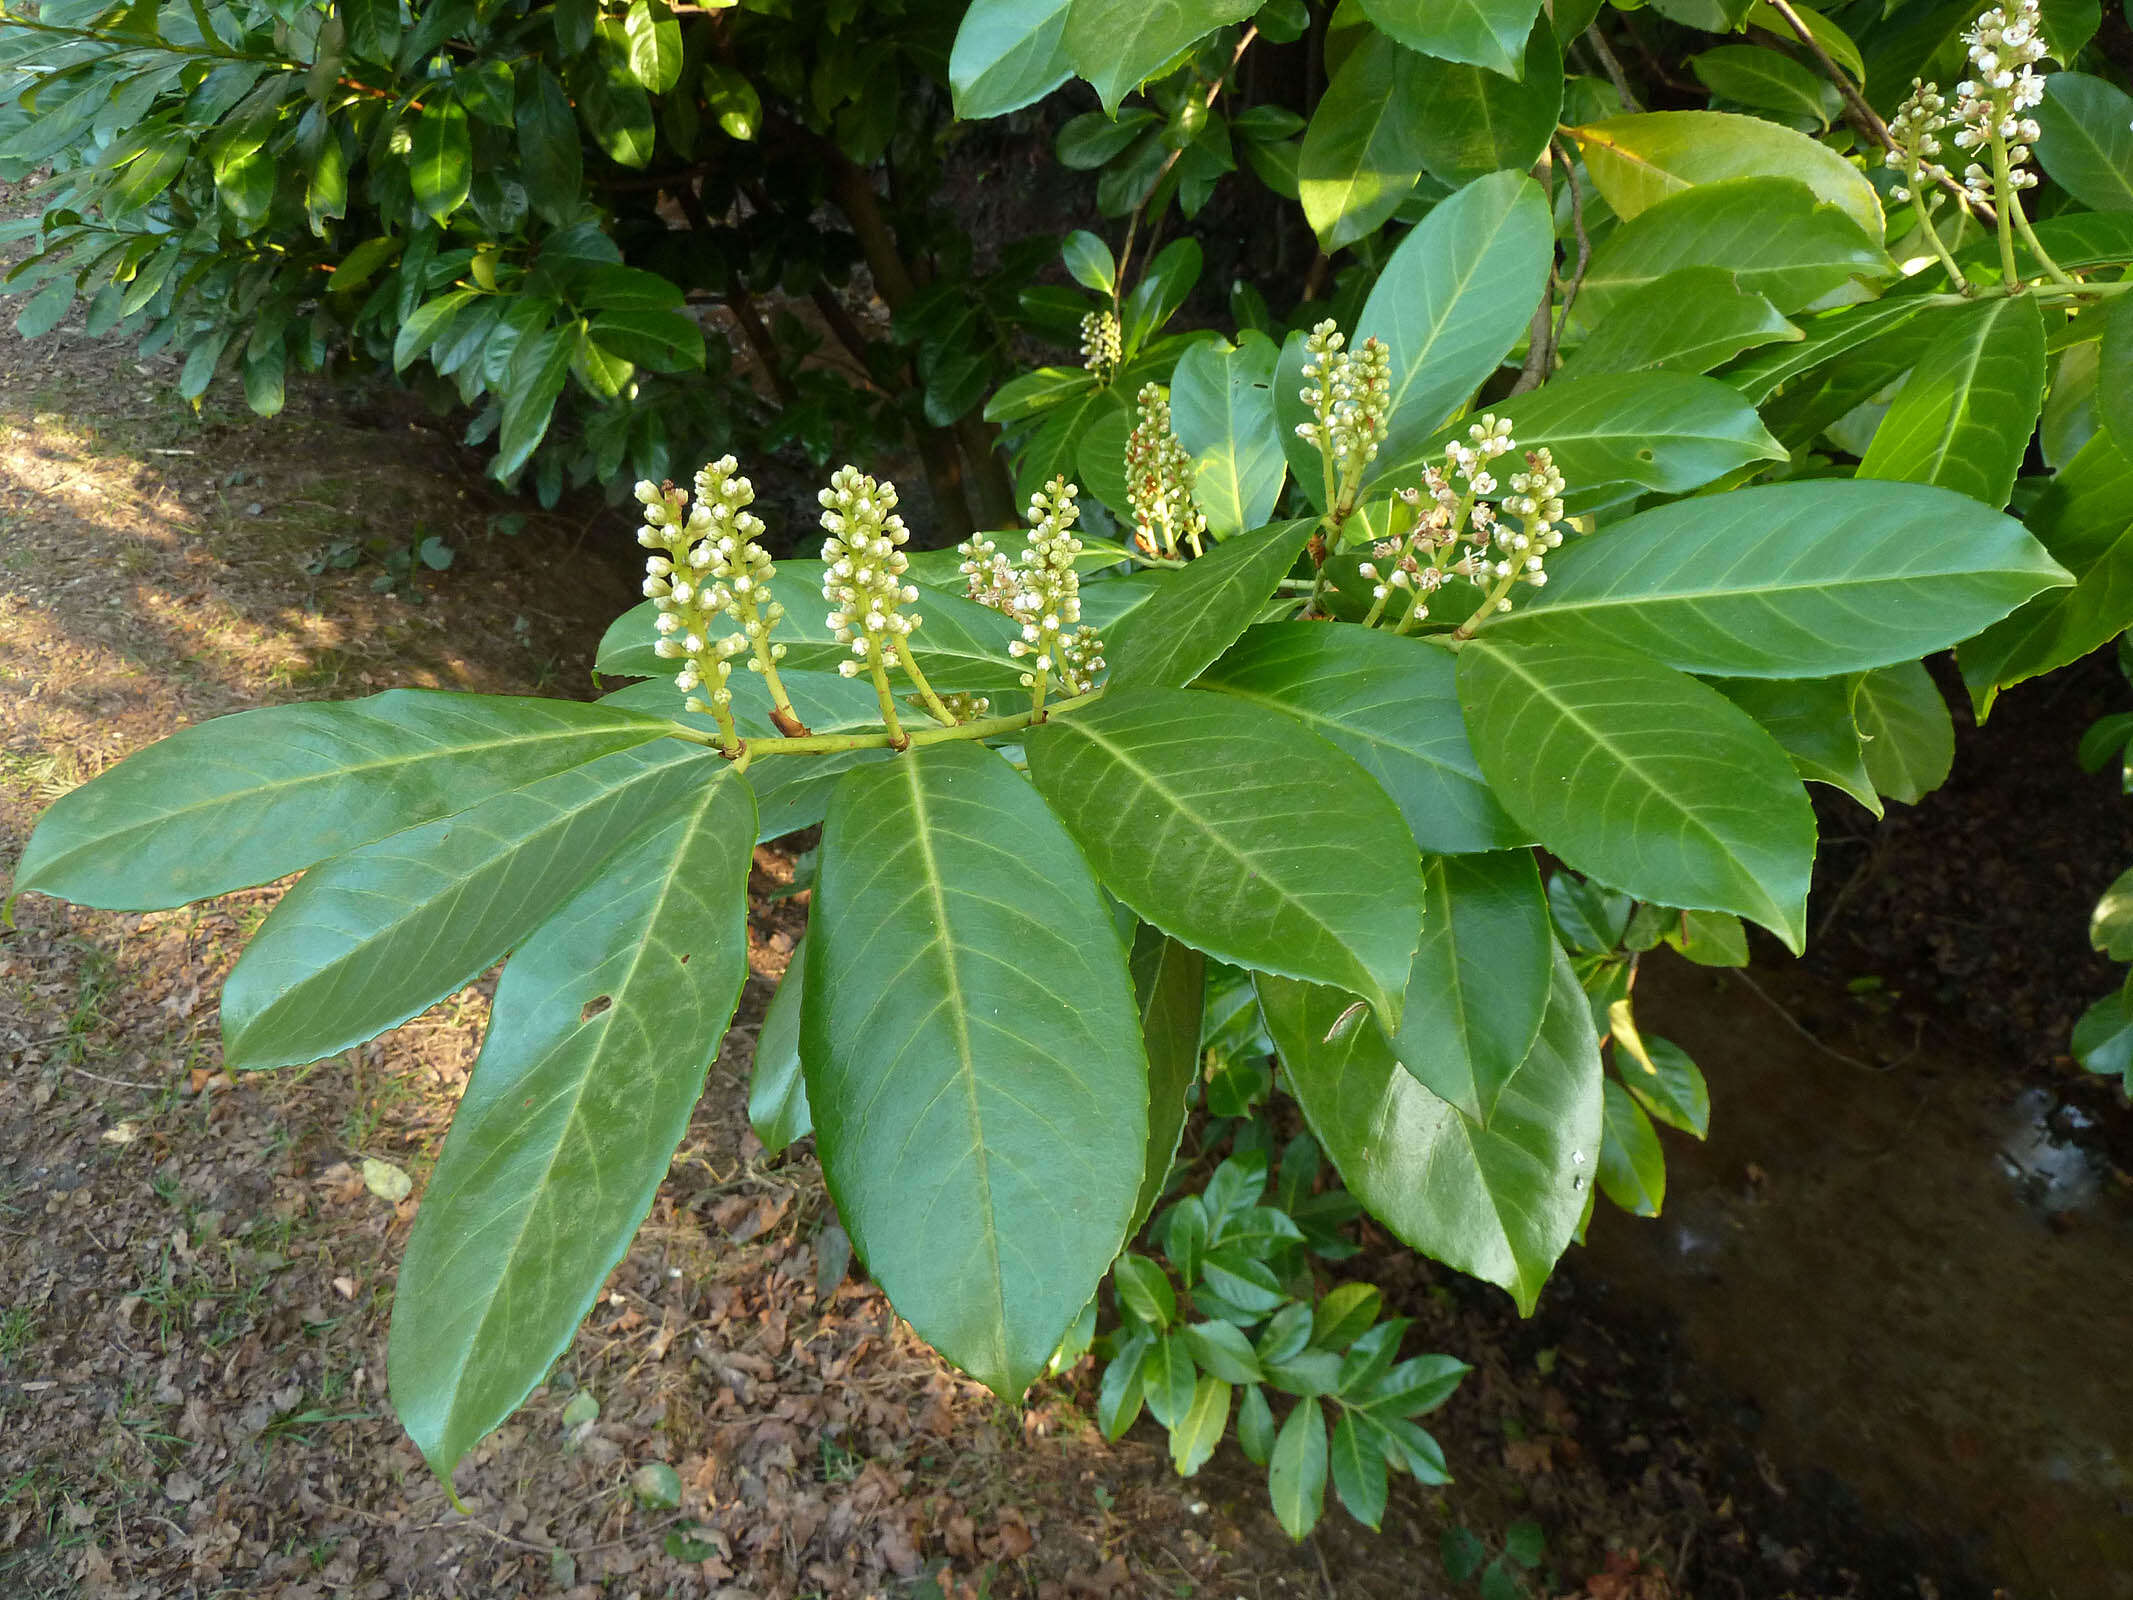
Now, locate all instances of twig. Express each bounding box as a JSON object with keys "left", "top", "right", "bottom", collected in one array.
[
  {"left": 1512, "top": 144, "right": 1557, "bottom": 395},
  {"left": 1552, "top": 136, "right": 1593, "bottom": 346},
  {"left": 66, "top": 1064, "right": 161, "bottom": 1091},
  {"left": 1116, "top": 26, "right": 1258, "bottom": 287},
  {"left": 1583, "top": 24, "right": 1642, "bottom": 113},
  {"left": 1727, "top": 968, "right": 1891, "bottom": 1073}
]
